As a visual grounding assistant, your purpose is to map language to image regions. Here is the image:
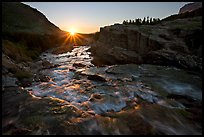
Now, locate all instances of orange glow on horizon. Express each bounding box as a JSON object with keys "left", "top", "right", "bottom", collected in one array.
[
  {"left": 61, "top": 25, "right": 99, "bottom": 34},
  {"left": 69, "top": 28, "right": 76, "bottom": 36},
  {"left": 61, "top": 30, "right": 85, "bottom": 46}
]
